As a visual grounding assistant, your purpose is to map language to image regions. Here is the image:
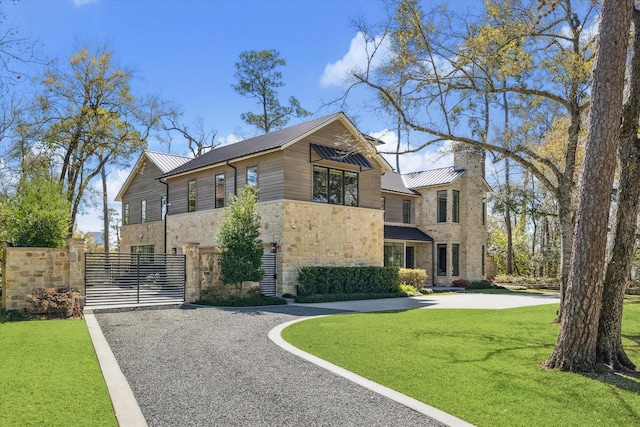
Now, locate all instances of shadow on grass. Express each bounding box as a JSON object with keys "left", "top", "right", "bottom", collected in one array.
[{"left": 583, "top": 370, "right": 640, "bottom": 395}]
